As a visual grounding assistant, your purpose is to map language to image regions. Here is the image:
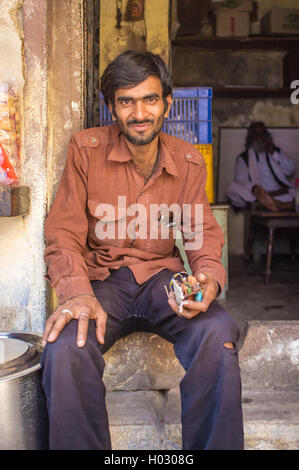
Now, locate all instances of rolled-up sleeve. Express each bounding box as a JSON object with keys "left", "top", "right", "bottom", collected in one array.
[{"left": 44, "top": 136, "right": 95, "bottom": 305}]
